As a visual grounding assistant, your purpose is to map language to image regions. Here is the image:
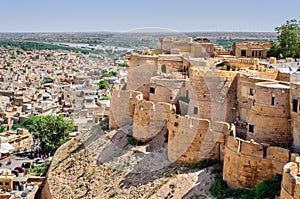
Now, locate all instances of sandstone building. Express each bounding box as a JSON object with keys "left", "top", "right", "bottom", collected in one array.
[
  {"left": 232, "top": 41, "right": 272, "bottom": 59},
  {"left": 108, "top": 37, "right": 300, "bottom": 197}
]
